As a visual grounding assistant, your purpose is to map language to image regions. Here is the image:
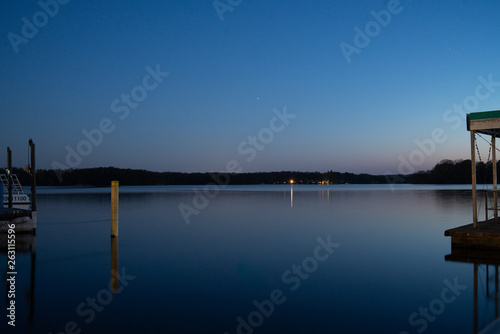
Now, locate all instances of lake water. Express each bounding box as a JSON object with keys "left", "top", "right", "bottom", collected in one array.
[{"left": 1, "top": 184, "right": 498, "bottom": 334}]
